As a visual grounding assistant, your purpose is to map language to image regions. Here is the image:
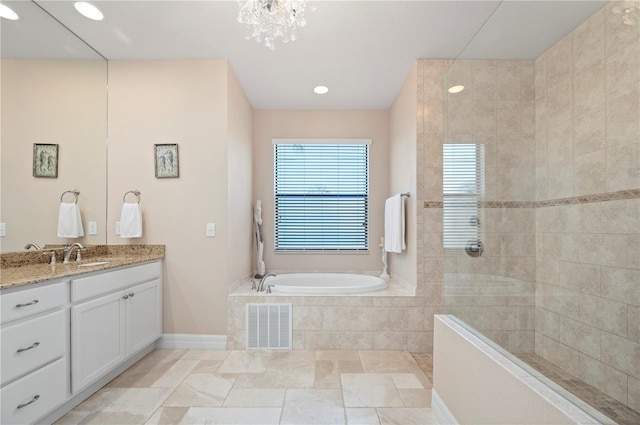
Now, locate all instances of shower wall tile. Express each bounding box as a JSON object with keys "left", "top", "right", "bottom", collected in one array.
[
  {"left": 573, "top": 62, "right": 605, "bottom": 116},
  {"left": 578, "top": 293, "right": 628, "bottom": 337},
  {"left": 558, "top": 316, "right": 601, "bottom": 360},
  {"left": 606, "top": 42, "right": 640, "bottom": 101},
  {"left": 472, "top": 63, "right": 497, "bottom": 100},
  {"left": 547, "top": 79, "right": 573, "bottom": 126},
  {"left": 605, "top": 89, "right": 640, "bottom": 148},
  {"left": 542, "top": 335, "right": 581, "bottom": 376},
  {"left": 574, "top": 107, "right": 605, "bottom": 156},
  {"left": 496, "top": 64, "right": 521, "bottom": 100},
  {"left": 547, "top": 118, "right": 573, "bottom": 162},
  {"left": 629, "top": 305, "right": 640, "bottom": 343},
  {"left": 520, "top": 65, "right": 535, "bottom": 101},
  {"left": 600, "top": 332, "right": 640, "bottom": 378},
  {"left": 547, "top": 159, "right": 574, "bottom": 199},
  {"left": 573, "top": 8, "right": 605, "bottom": 74},
  {"left": 558, "top": 261, "right": 600, "bottom": 296},
  {"left": 629, "top": 375, "right": 640, "bottom": 412},
  {"left": 606, "top": 139, "right": 640, "bottom": 192},
  {"left": 599, "top": 198, "right": 640, "bottom": 234},
  {"left": 574, "top": 150, "right": 606, "bottom": 196},
  {"left": 578, "top": 353, "right": 629, "bottom": 404},
  {"left": 600, "top": 267, "right": 640, "bottom": 306},
  {"left": 546, "top": 35, "right": 573, "bottom": 90}
]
